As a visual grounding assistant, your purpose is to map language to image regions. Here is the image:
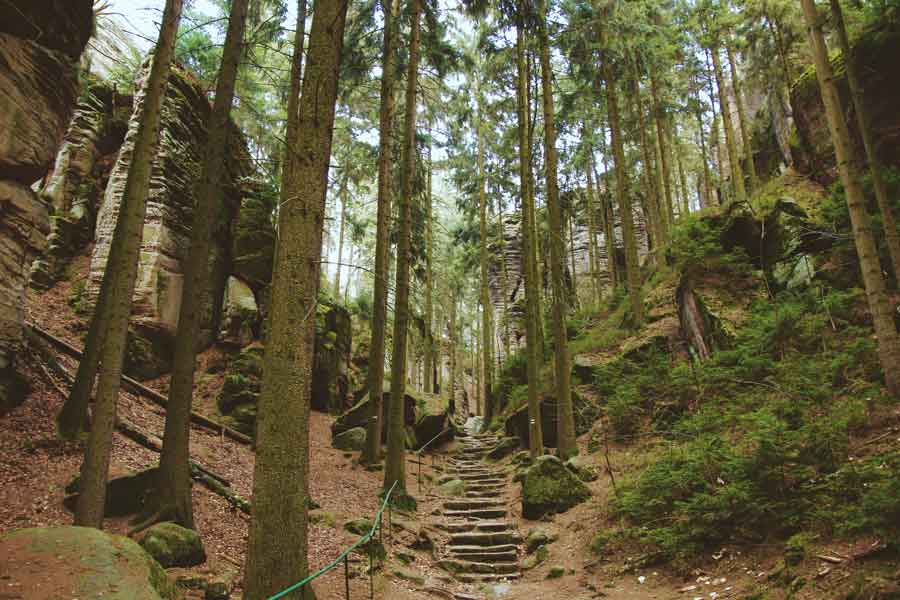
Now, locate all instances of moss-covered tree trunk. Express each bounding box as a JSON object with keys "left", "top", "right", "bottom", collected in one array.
[
  {"left": 384, "top": 0, "right": 421, "bottom": 501},
  {"left": 155, "top": 0, "right": 248, "bottom": 531},
  {"left": 516, "top": 7, "right": 544, "bottom": 457},
  {"left": 799, "top": 0, "right": 900, "bottom": 397},
  {"left": 537, "top": 0, "right": 576, "bottom": 459},
  {"left": 600, "top": 27, "right": 643, "bottom": 326},
  {"left": 829, "top": 0, "right": 900, "bottom": 285},
  {"left": 242, "top": 0, "right": 348, "bottom": 595},
  {"left": 726, "top": 44, "right": 758, "bottom": 194},
  {"left": 363, "top": 0, "right": 400, "bottom": 465},
  {"left": 74, "top": 0, "right": 183, "bottom": 528}
]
